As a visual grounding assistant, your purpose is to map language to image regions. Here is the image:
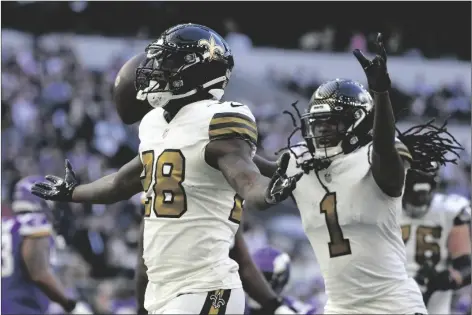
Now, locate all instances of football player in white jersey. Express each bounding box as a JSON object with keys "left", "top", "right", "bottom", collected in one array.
[
  {"left": 401, "top": 168, "right": 471, "bottom": 314},
  {"left": 32, "top": 24, "right": 301, "bottom": 315},
  {"left": 251, "top": 34, "right": 464, "bottom": 314}
]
